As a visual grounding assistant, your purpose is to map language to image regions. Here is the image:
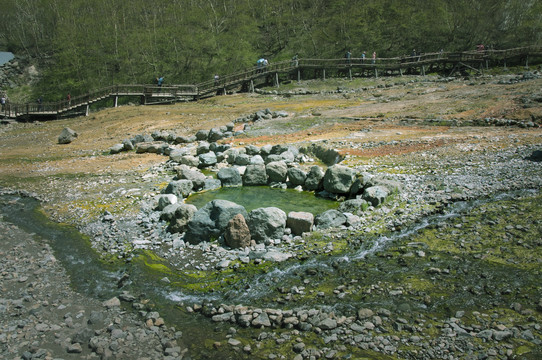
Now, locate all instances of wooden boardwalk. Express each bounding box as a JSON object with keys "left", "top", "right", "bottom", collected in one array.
[{"left": 2, "top": 46, "right": 541, "bottom": 121}]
